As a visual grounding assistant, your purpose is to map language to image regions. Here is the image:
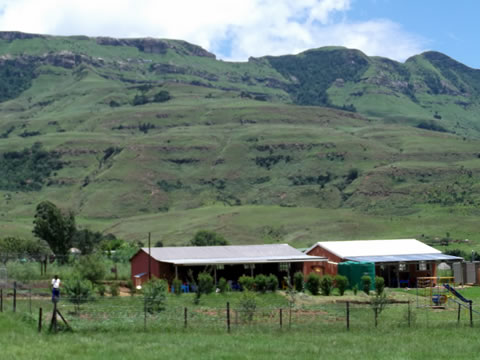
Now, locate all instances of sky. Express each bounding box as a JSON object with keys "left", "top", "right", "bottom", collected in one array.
[{"left": 0, "top": 0, "right": 477, "bottom": 68}]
